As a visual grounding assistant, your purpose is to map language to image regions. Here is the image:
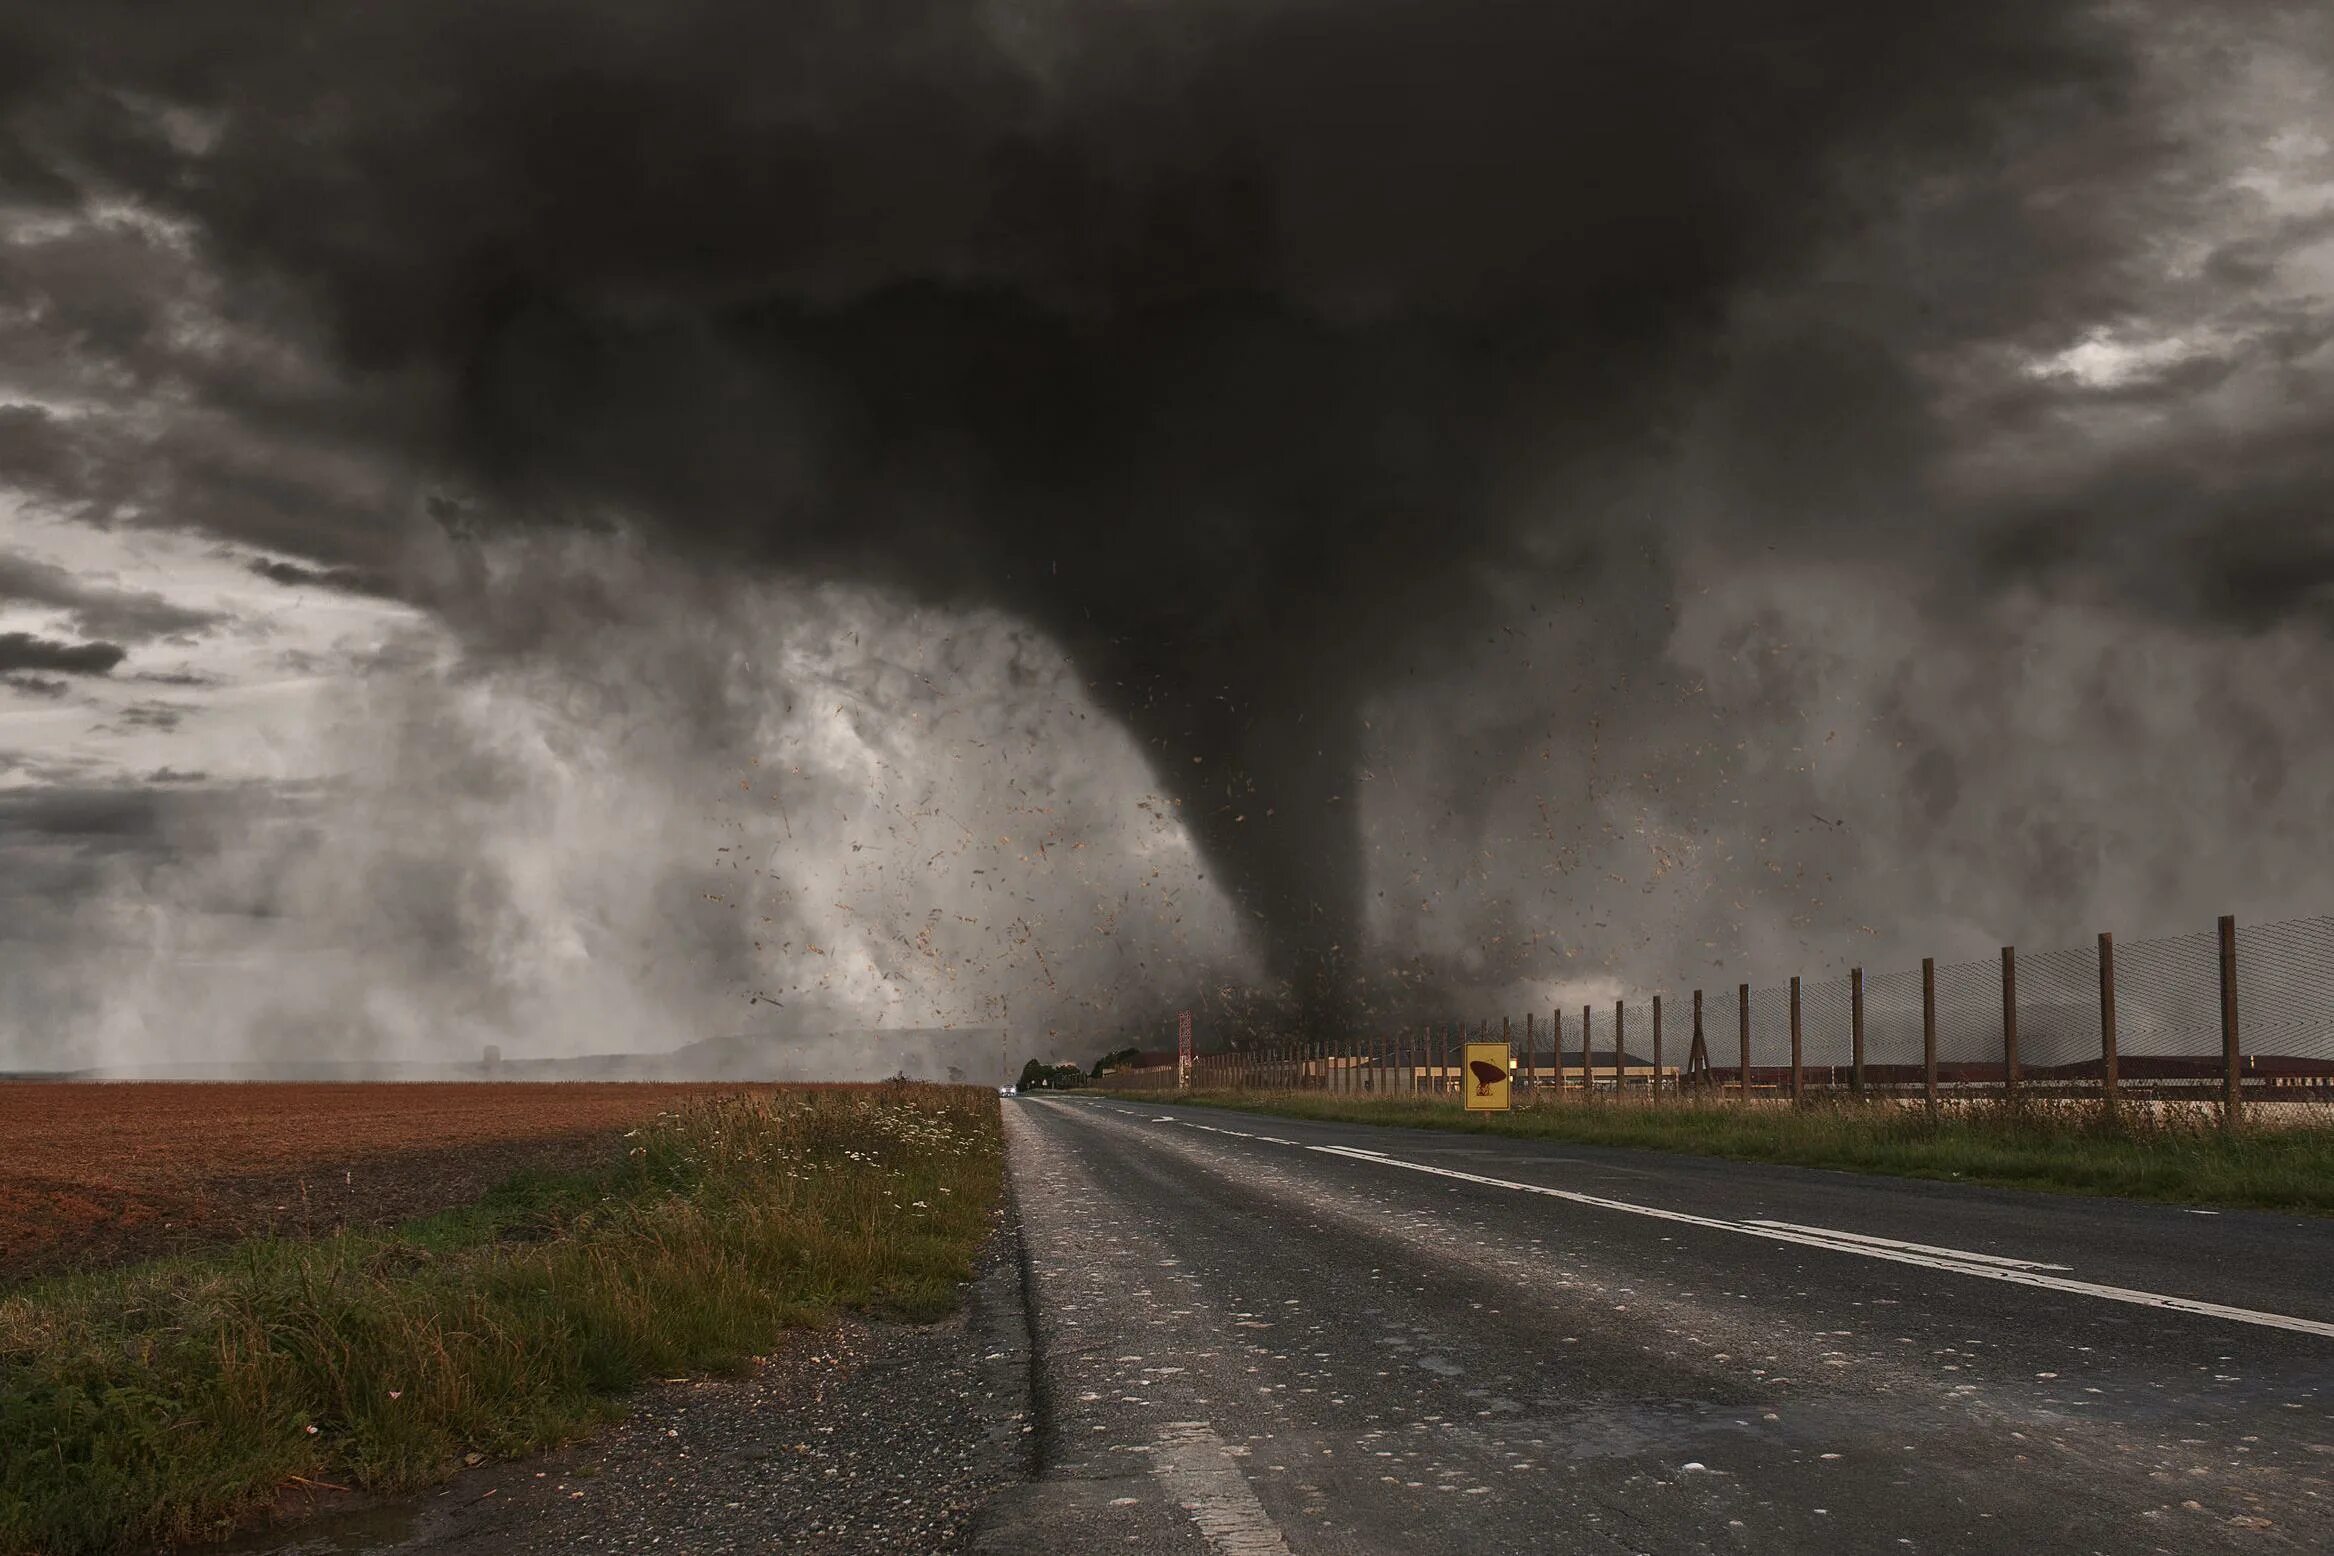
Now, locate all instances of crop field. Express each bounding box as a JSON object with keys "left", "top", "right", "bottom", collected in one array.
[
  {"left": 1, "top": 1083, "right": 1004, "bottom": 1554},
  {"left": 0, "top": 1082, "right": 828, "bottom": 1283}
]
